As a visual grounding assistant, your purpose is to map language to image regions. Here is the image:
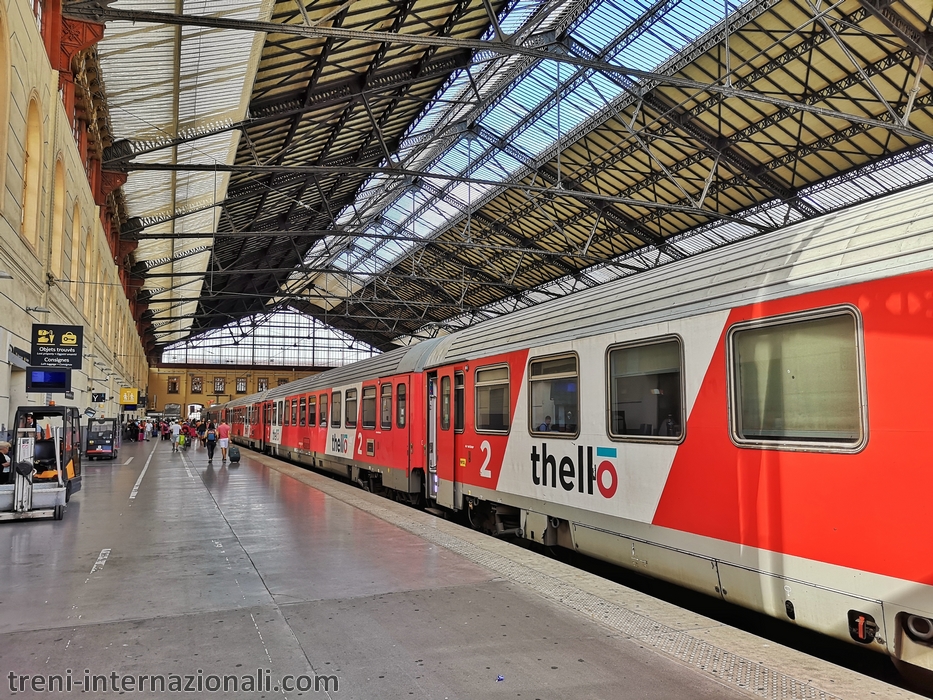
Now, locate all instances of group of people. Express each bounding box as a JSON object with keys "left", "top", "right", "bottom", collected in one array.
[
  {"left": 124, "top": 418, "right": 158, "bottom": 442},
  {"left": 163, "top": 418, "right": 231, "bottom": 462}
]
